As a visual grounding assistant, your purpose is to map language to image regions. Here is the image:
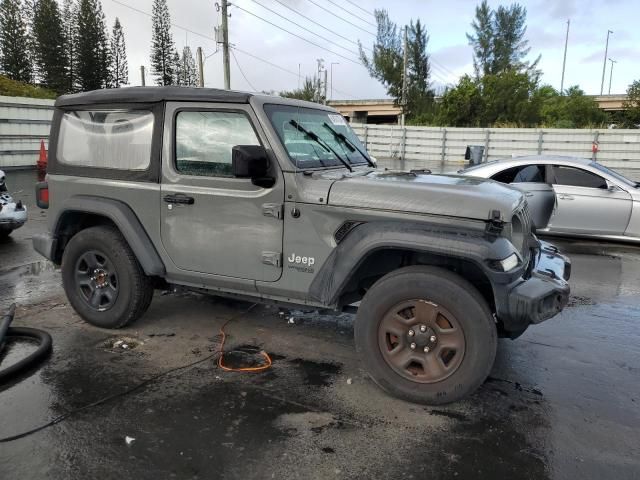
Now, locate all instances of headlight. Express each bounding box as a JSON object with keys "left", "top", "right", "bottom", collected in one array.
[
  {"left": 489, "top": 253, "right": 520, "bottom": 272},
  {"left": 511, "top": 214, "right": 524, "bottom": 253}
]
